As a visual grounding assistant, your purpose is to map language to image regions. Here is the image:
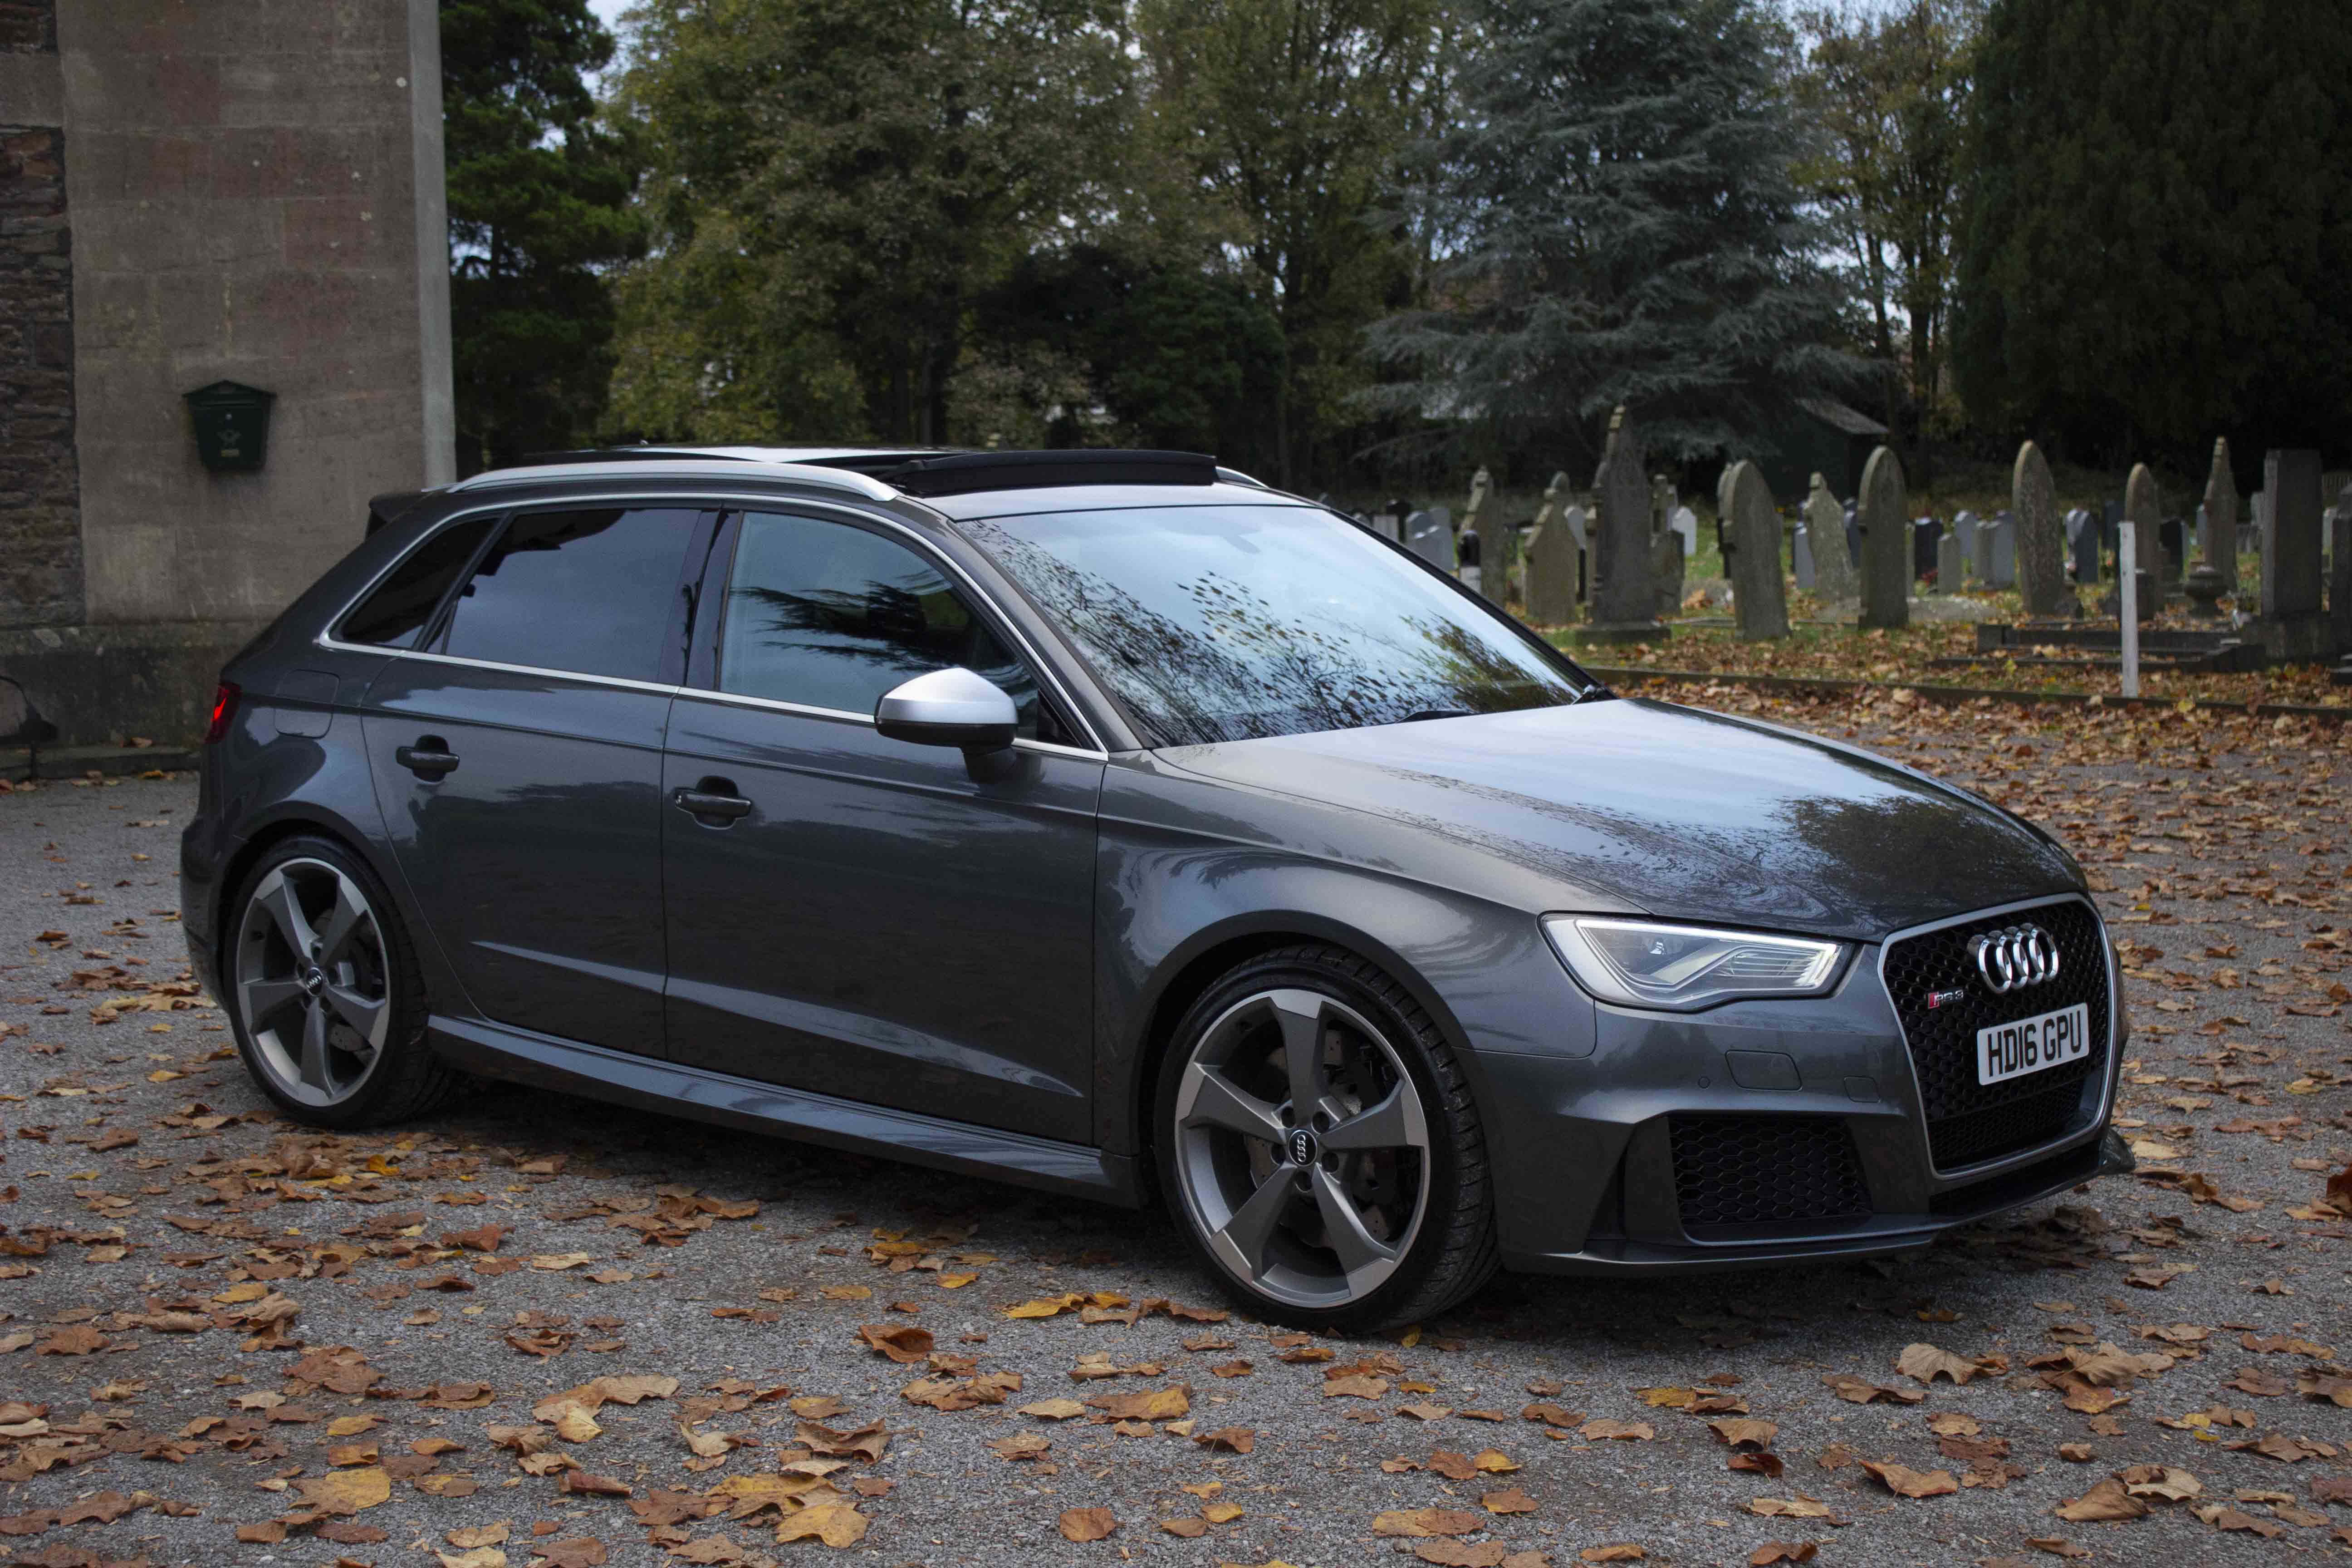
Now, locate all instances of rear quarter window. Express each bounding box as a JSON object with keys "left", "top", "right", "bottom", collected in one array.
[
  {"left": 433, "top": 507, "right": 701, "bottom": 682},
  {"left": 339, "top": 516, "right": 498, "bottom": 648}
]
